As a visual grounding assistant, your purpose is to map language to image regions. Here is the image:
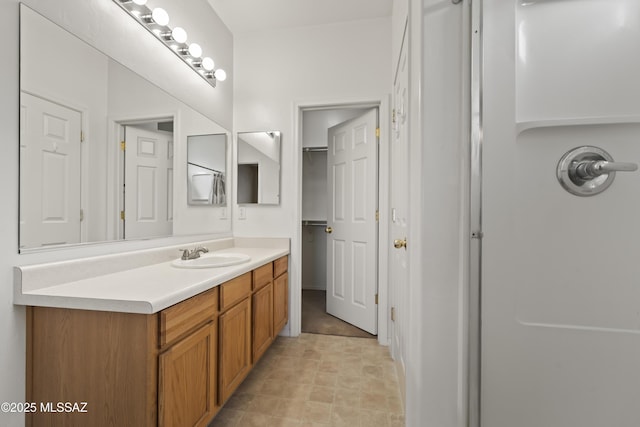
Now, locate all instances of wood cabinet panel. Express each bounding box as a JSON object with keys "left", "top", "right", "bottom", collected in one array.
[
  {"left": 252, "top": 262, "right": 273, "bottom": 290},
  {"left": 218, "top": 297, "right": 252, "bottom": 404},
  {"left": 273, "top": 272, "right": 289, "bottom": 334},
  {"left": 252, "top": 282, "right": 274, "bottom": 363},
  {"left": 159, "top": 321, "right": 217, "bottom": 427},
  {"left": 219, "top": 273, "right": 252, "bottom": 311},
  {"left": 26, "top": 307, "right": 158, "bottom": 427},
  {"left": 274, "top": 255, "right": 288, "bottom": 278},
  {"left": 160, "top": 287, "right": 218, "bottom": 348}
]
